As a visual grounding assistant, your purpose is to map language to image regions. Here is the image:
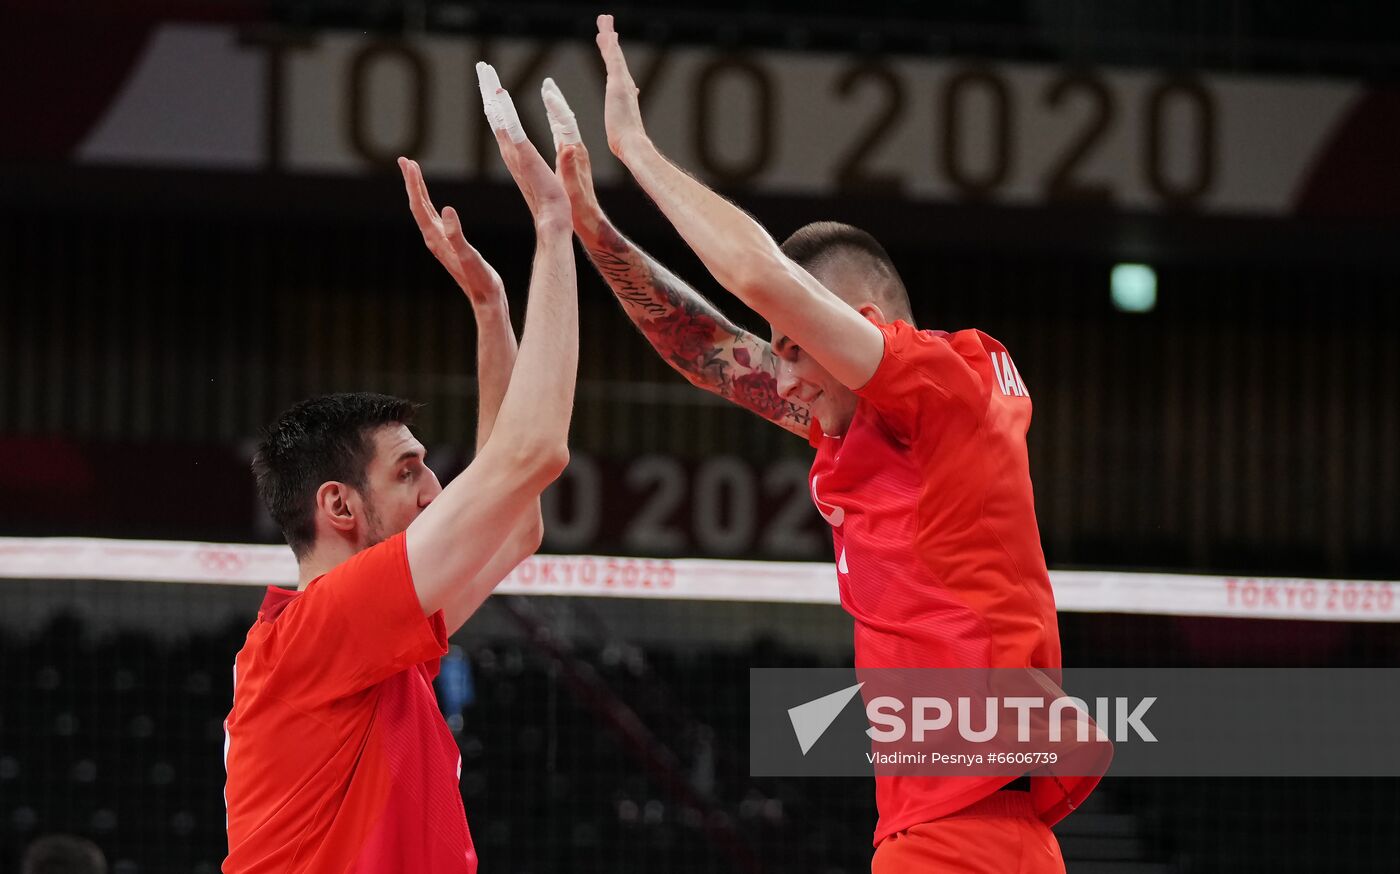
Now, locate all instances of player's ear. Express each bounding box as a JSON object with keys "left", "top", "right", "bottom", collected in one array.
[
  {"left": 858, "top": 302, "right": 887, "bottom": 326},
  {"left": 316, "top": 481, "right": 357, "bottom": 534}
]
